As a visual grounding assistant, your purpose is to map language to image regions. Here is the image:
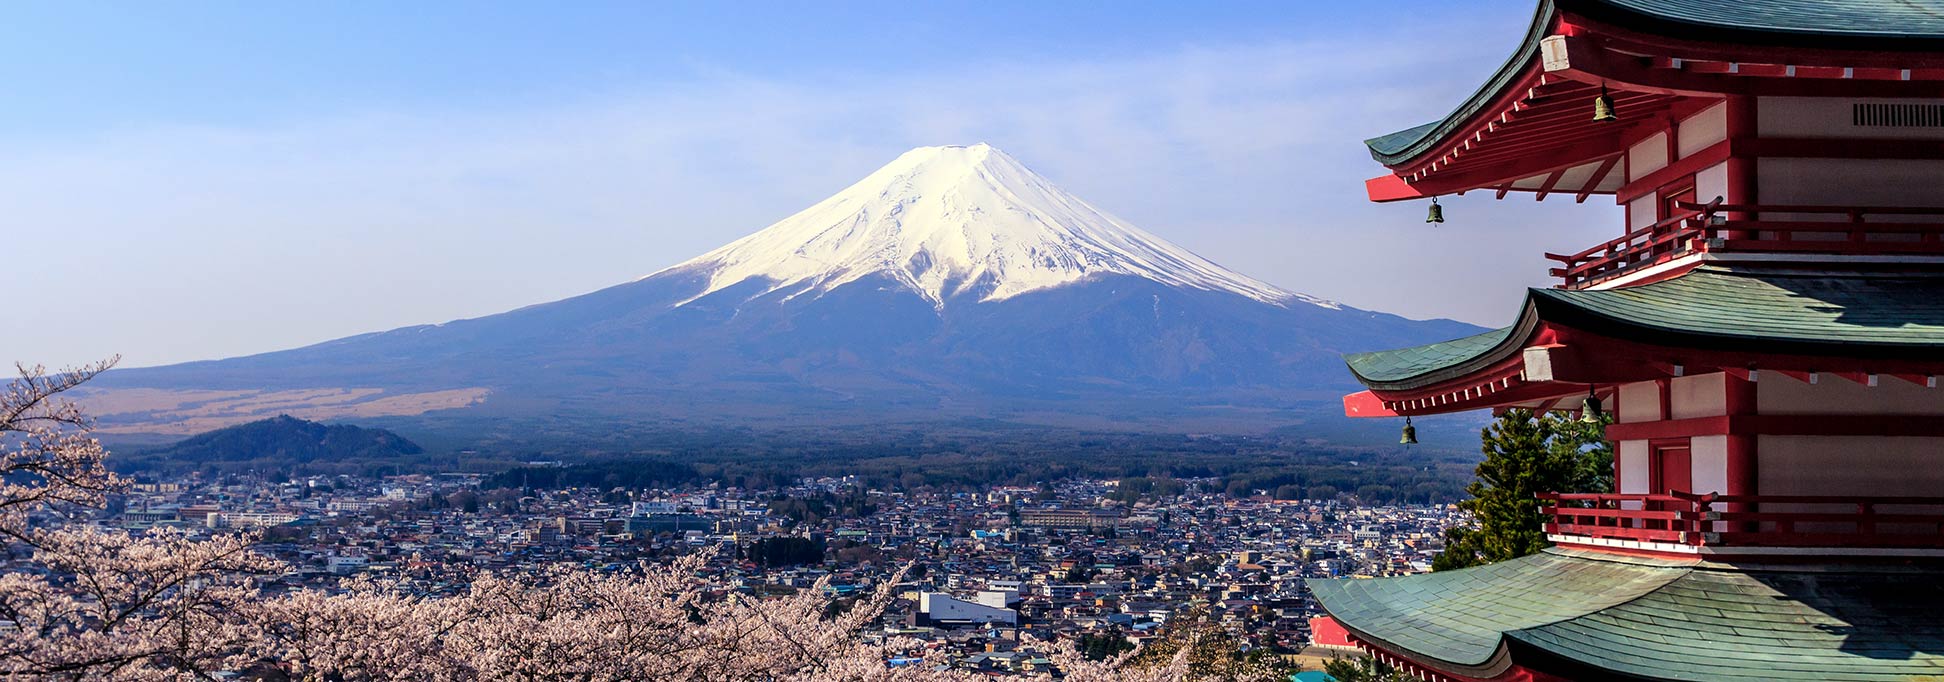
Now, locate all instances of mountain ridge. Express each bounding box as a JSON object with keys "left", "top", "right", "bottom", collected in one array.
[
  {"left": 652, "top": 143, "right": 1321, "bottom": 309},
  {"left": 87, "top": 144, "right": 1482, "bottom": 443}
]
